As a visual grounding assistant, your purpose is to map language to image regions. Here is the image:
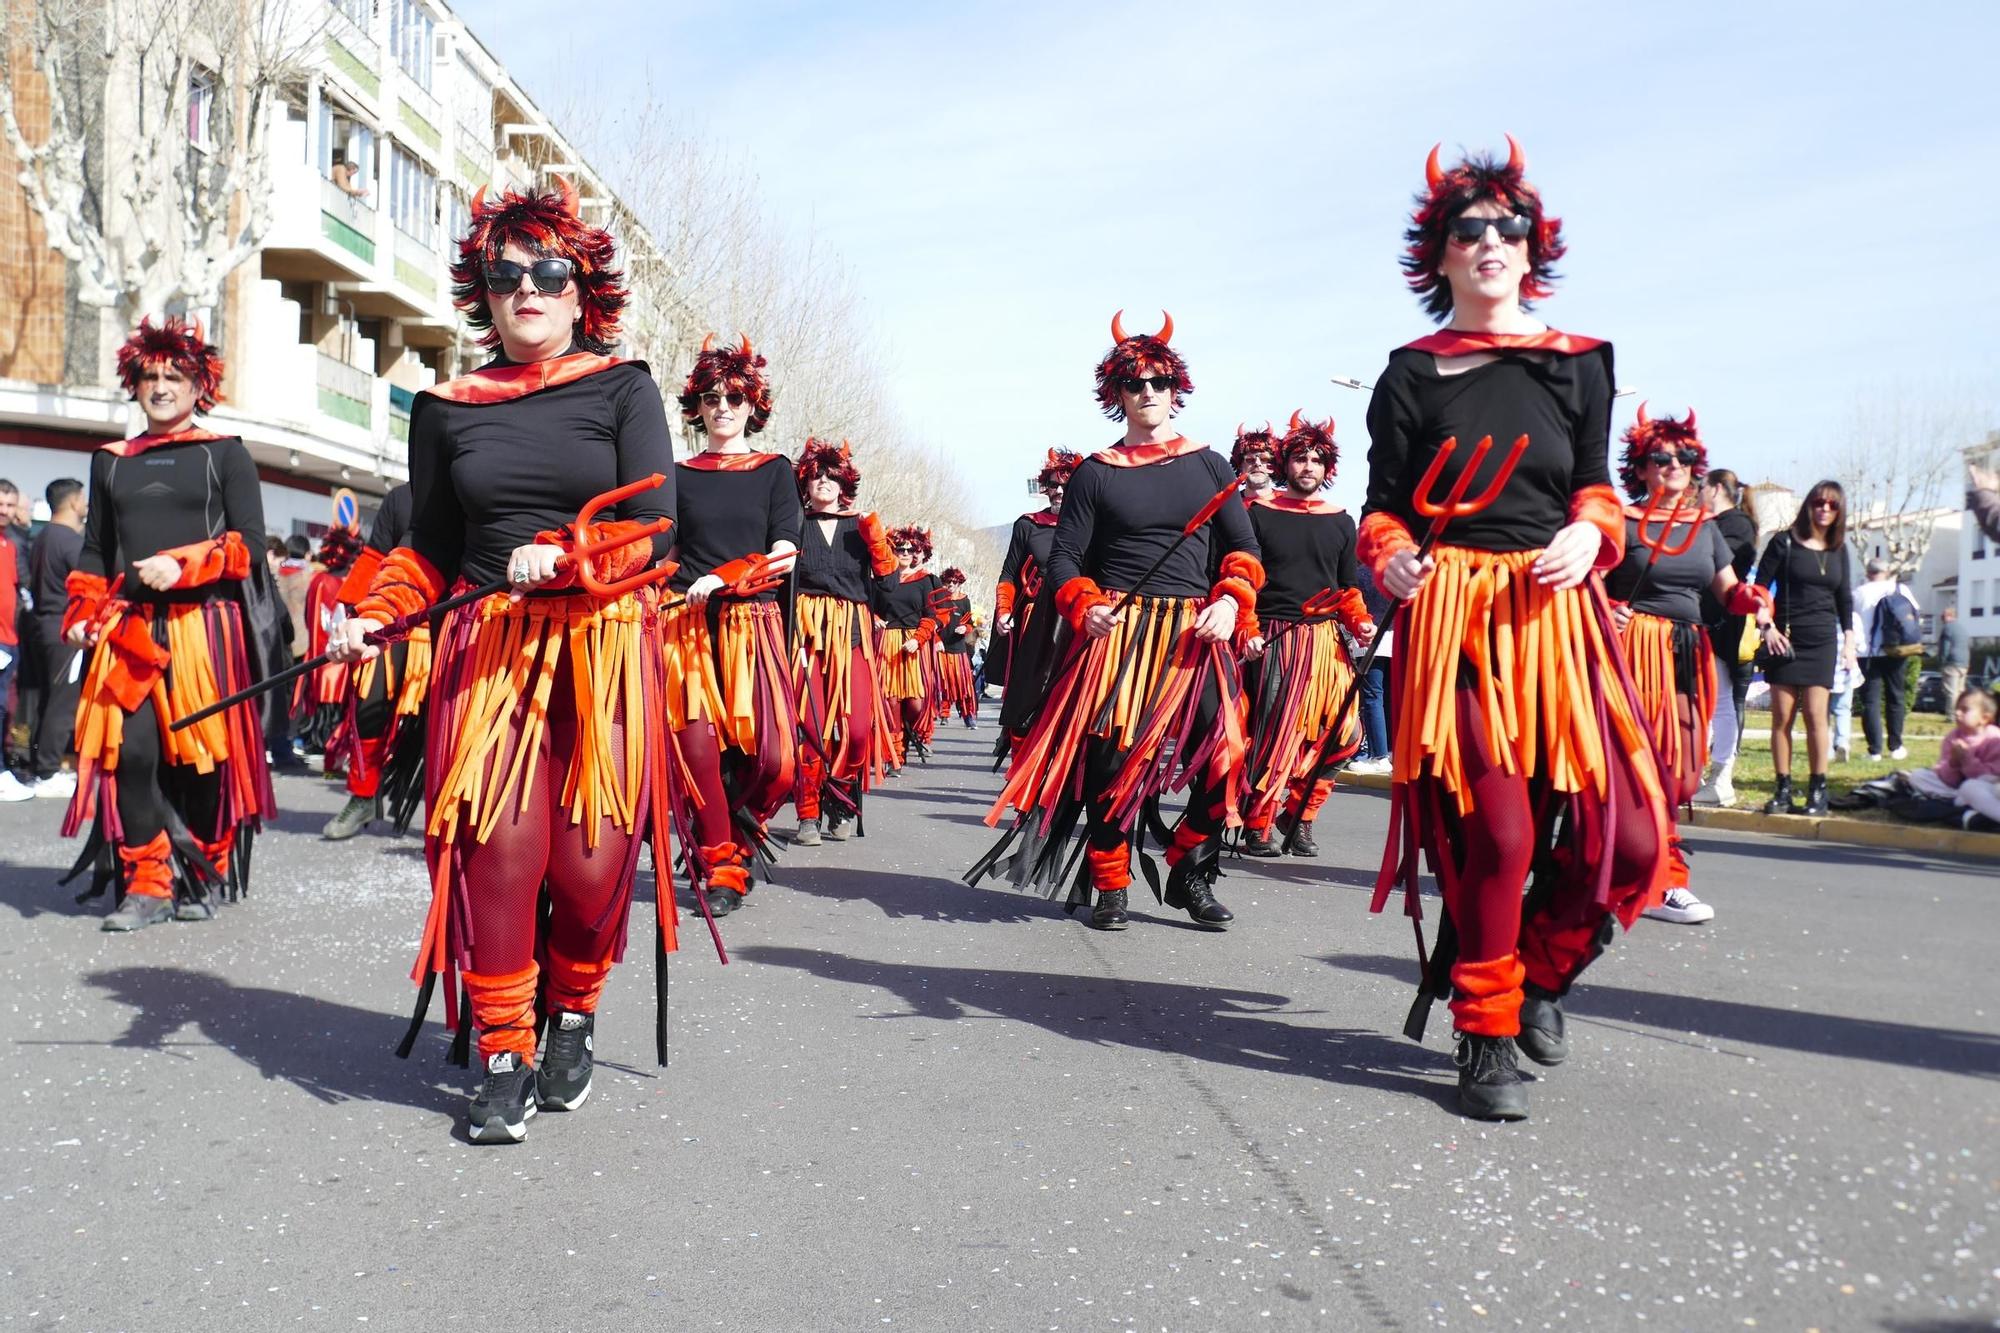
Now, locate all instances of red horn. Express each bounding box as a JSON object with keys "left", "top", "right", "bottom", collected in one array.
[
  {"left": 1635, "top": 400, "right": 1651, "bottom": 430},
  {"left": 1504, "top": 133, "right": 1526, "bottom": 174},
  {"left": 739, "top": 333, "right": 755, "bottom": 360},
  {"left": 1154, "top": 310, "right": 1173, "bottom": 344},
  {"left": 191, "top": 318, "right": 206, "bottom": 344},
  {"left": 700, "top": 332, "right": 716, "bottom": 353},
  {"left": 1110, "top": 310, "right": 1127, "bottom": 343},
  {"left": 1684, "top": 407, "right": 1697, "bottom": 436},
  {"left": 1425, "top": 143, "right": 1444, "bottom": 190},
  {"left": 469, "top": 184, "right": 487, "bottom": 215},
  {"left": 1236, "top": 421, "right": 1245, "bottom": 439},
  {"left": 1288, "top": 409, "right": 1304, "bottom": 434},
  {"left": 554, "top": 174, "right": 580, "bottom": 217}
]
